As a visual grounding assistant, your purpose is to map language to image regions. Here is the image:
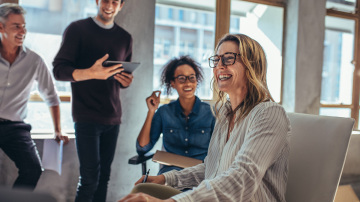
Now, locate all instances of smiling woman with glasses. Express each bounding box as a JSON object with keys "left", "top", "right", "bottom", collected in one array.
[
  {"left": 173, "top": 74, "right": 197, "bottom": 83},
  {"left": 208, "top": 52, "right": 241, "bottom": 68},
  {"left": 119, "top": 34, "right": 290, "bottom": 202},
  {"left": 135, "top": 55, "right": 215, "bottom": 175}
]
